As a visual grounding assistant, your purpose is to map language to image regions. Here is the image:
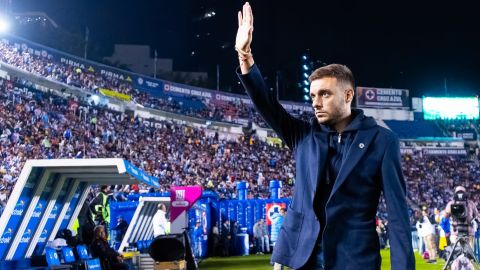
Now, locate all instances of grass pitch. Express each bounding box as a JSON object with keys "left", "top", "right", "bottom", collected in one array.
[{"left": 198, "top": 249, "right": 444, "bottom": 269}]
